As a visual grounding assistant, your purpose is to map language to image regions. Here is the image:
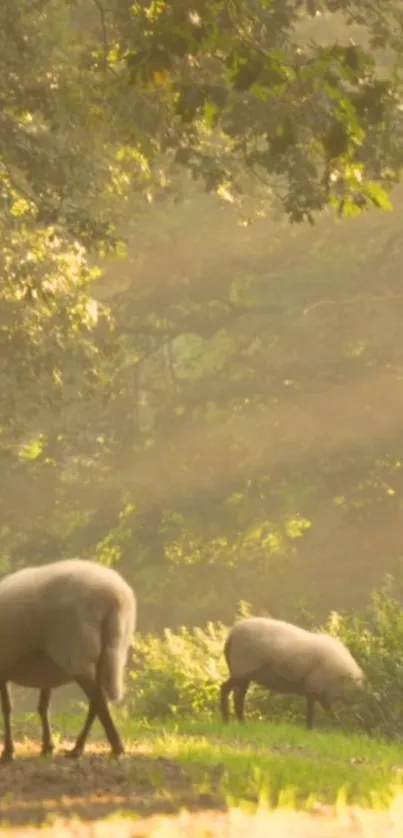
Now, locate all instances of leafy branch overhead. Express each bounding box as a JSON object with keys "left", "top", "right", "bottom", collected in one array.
[
  {"left": 1, "top": 0, "right": 402, "bottom": 235},
  {"left": 104, "top": 0, "right": 403, "bottom": 221}
]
